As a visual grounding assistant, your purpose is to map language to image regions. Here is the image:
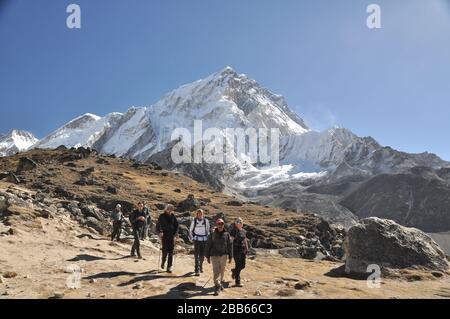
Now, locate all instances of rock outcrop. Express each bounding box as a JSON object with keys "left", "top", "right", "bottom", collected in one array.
[
  {"left": 344, "top": 217, "right": 450, "bottom": 274},
  {"left": 16, "top": 157, "right": 38, "bottom": 173},
  {"left": 177, "top": 194, "right": 201, "bottom": 212}
]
